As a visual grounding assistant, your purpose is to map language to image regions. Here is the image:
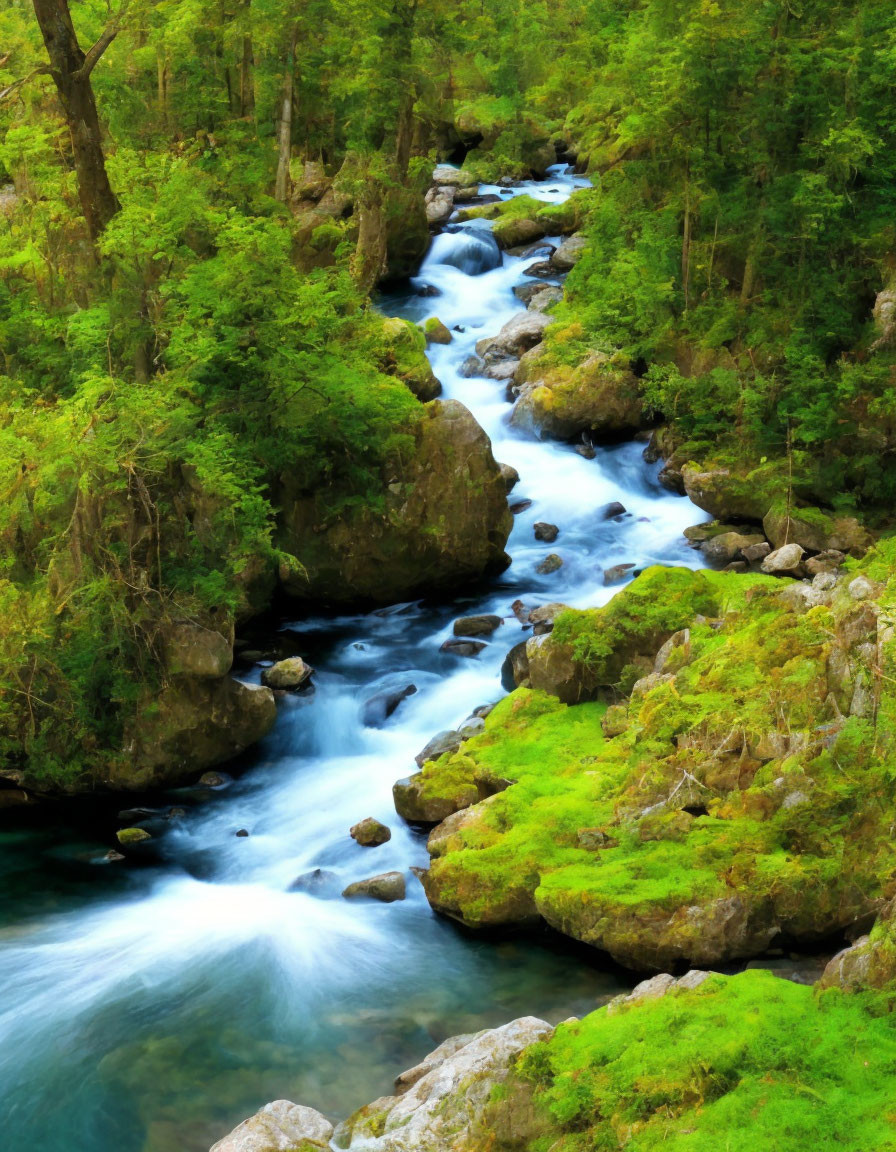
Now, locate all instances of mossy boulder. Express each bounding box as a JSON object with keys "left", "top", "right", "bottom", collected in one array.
[
  {"left": 418, "top": 554, "right": 896, "bottom": 969},
  {"left": 517, "top": 970, "right": 896, "bottom": 1151},
  {"left": 277, "top": 400, "right": 512, "bottom": 606},
  {"left": 527, "top": 566, "right": 720, "bottom": 703},
  {"left": 763, "top": 502, "right": 873, "bottom": 557},
  {"left": 379, "top": 317, "right": 442, "bottom": 401},
  {"left": 510, "top": 351, "right": 645, "bottom": 442},
  {"left": 422, "top": 317, "right": 452, "bottom": 346},
  {"left": 681, "top": 460, "right": 791, "bottom": 523}
]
